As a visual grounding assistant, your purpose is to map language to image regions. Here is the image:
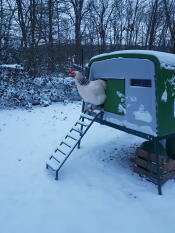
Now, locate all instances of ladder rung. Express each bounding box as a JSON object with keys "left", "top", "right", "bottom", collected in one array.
[
  {"left": 71, "top": 127, "right": 83, "bottom": 134},
  {"left": 80, "top": 113, "right": 94, "bottom": 120},
  {"left": 55, "top": 148, "right": 66, "bottom": 155},
  {"left": 76, "top": 120, "right": 89, "bottom": 127},
  {"left": 66, "top": 134, "right": 79, "bottom": 141},
  {"left": 46, "top": 158, "right": 60, "bottom": 171},
  {"left": 61, "top": 141, "right": 73, "bottom": 148}
]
